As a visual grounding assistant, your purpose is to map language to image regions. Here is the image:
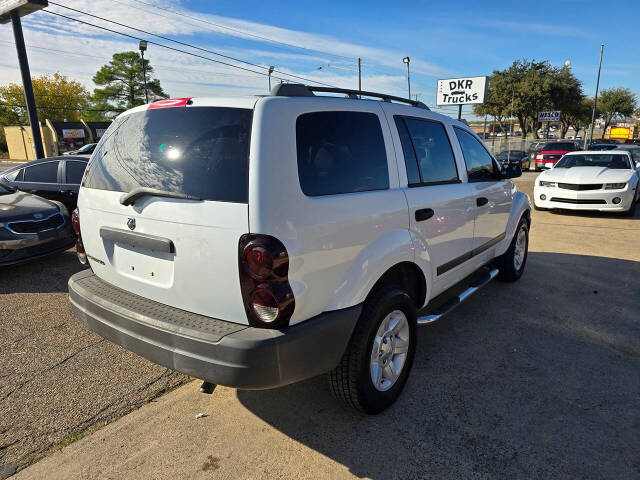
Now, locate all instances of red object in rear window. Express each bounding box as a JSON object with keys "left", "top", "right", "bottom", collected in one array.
[{"left": 148, "top": 98, "right": 193, "bottom": 109}]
